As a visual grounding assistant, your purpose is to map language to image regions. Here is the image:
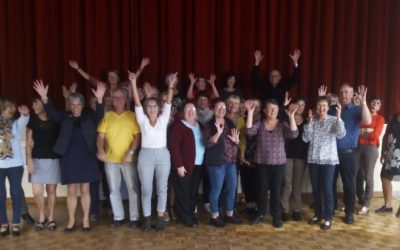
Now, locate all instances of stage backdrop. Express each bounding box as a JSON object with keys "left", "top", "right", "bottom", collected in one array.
[{"left": 1, "top": 0, "right": 399, "bottom": 118}]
